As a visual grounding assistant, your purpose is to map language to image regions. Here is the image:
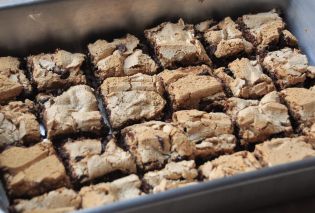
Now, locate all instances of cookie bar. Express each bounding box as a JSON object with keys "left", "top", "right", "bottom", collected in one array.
[
  {"left": 143, "top": 160, "right": 197, "bottom": 193},
  {"left": 225, "top": 91, "right": 292, "bottom": 144},
  {"left": 0, "top": 140, "right": 69, "bottom": 198},
  {"left": 0, "top": 57, "right": 32, "bottom": 103},
  {"left": 121, "top": 121, "right": 195, "bottom": 171},
  {"left": 239, "top": 10, "right": 295, "bottom": 50},
  {"left": 145, "top": 19, "right": 211, "bottom": 69},
  {"left": 13, "top": 188, "right": 81, "bottom": 213},
  {"left": 100, "top": 73, "right": 166, "bottom": 129},
  {"left": 0, "top": 100, "right": 40, "bottom": 148},
  {"left": 214, "top": 58, "right": 275, "bottom": 98},
  {"left": 79, "top": 174, "right": 142, "bottom": 209},
  {"left": 42, "top": 85, "right": 102, "bottom": 139},
  {"left": 199, "top": 151, "right": 262, "bottom": 180},
  {"left": 262, "top": 48, "right": 314, "bottom": 89},
  {"left": 172, "top": 110, "right": 236, "bottom": 157},
  {"left": 198, "top": 17, "right": 253, "bottom": 58},
  {"left": 159, "top": 65, "right": 225, "bottom": 111},
  {"left": 88, "top": 34, "right": 158, "bottom": 81},
  {"left": 61, "top": 138, "right": 136, "bottom": 183},
  {"left": 254, "top": 137, "right": 315, "bottom": 167},
  {"left": 27, "top": 50, "right": 86, "bottom": 92},
  {"left": 280, "top": 88, "right": 315, "bottom": 137}
]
